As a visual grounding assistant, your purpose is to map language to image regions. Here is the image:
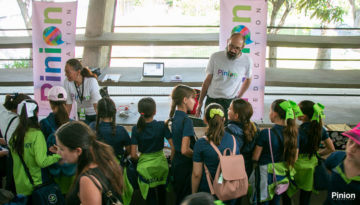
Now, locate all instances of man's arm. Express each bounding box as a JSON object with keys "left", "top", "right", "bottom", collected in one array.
[
  {"left": 196, "top": 74, "right": 213, "bottom": 117},
  {"left": 237, "top": 77, "right": 251, "bottom": 98}
]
